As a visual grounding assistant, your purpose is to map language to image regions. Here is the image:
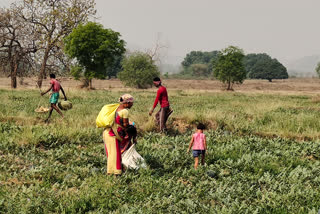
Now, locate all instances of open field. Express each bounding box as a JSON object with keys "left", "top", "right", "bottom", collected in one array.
[
  {"left": 1, "top": 80, "right": 320, "bottom": 212},
  {"left": 2, "top": 77, "right": 320, "bottom": 95},
  {"left": 2, "top": 87, "right": 320, "bottom": 140}
]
